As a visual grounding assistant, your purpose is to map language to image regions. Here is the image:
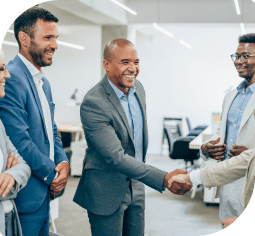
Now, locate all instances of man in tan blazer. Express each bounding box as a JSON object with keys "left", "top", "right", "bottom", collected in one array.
[
  {"left": 168, "top": 146, "right": 255, "bottom": 228},
  {"left": 198, "top": 33, "right": 255, "bottom": 223}
]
